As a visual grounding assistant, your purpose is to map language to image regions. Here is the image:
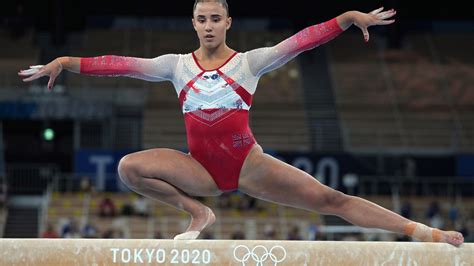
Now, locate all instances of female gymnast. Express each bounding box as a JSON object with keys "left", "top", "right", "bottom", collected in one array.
[{"left": 19, "top": 0, "right": 464, "bottom": 245}]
